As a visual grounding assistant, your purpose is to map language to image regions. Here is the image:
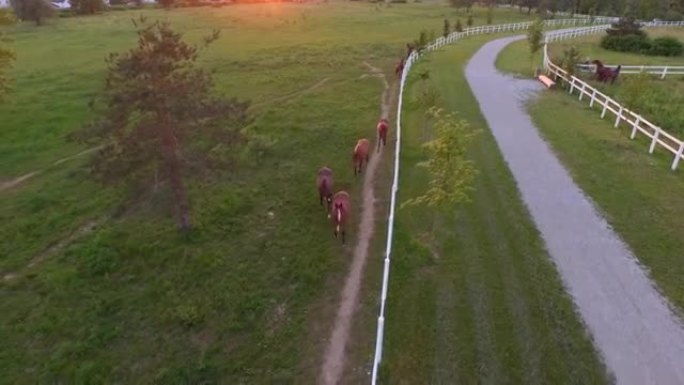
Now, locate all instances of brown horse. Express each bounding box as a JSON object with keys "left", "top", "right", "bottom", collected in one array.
[
  {"left": 331, "top": 191, "right": 350, "bottom": 244},
  {"left": 316, "top": 167, "right": 333, "bottom": 217},
  {"left": 592, "top": 60, "right": 622, "bottom": 84},
  {"left": 353, "top": 138, "right": 370, "bottom": 176},
  {"left": 395, "top": 59, "right": 404, "bottom": 77},
  {"left": 376, "top": 119, "right": 388, "bottom": 152}
]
